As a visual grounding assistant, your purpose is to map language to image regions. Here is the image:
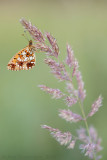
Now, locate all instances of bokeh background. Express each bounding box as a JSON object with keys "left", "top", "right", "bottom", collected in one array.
[{"left": 0, "top": 0, "right": 107, "bottom": 159}]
